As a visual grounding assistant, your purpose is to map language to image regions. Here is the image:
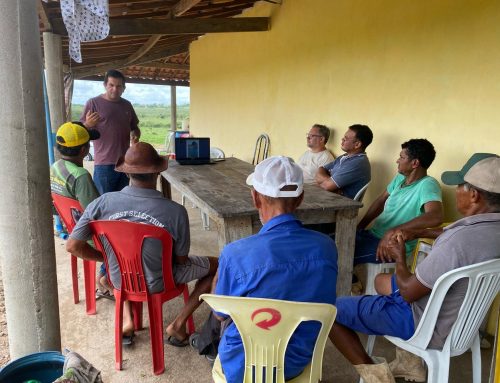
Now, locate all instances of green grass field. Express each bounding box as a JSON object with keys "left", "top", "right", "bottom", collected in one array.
[{"left": 72, "top": 104, "right": 190, "bottom": 149}]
